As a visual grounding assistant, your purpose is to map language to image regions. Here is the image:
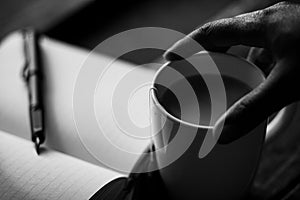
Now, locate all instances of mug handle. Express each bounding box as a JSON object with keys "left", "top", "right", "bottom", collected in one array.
[{"left": 265, "top": 103, "right": 298, "bottom": 141}]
